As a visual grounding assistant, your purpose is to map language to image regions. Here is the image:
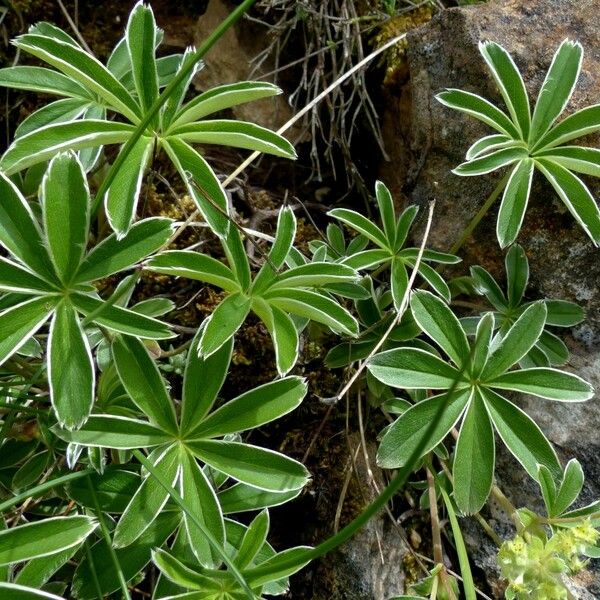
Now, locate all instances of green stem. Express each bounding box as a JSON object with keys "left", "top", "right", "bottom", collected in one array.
[
  {"left": 86, "top": 475, "right": 131, "bottom": 600},
  {"left": 131, "top": 449, "right": 255, "bottom": 600},
  {"left": 448, "top": 172, "right": 510, "bottom": 255},
  {"left": 83, "top": 534, "right": 104, "bottom": 600},
  {"left": 91, "top": 0, "right": 258, "bottom": 214},
  {"left": 0, "top": 469, "right": 94, "bottom": 514}
]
